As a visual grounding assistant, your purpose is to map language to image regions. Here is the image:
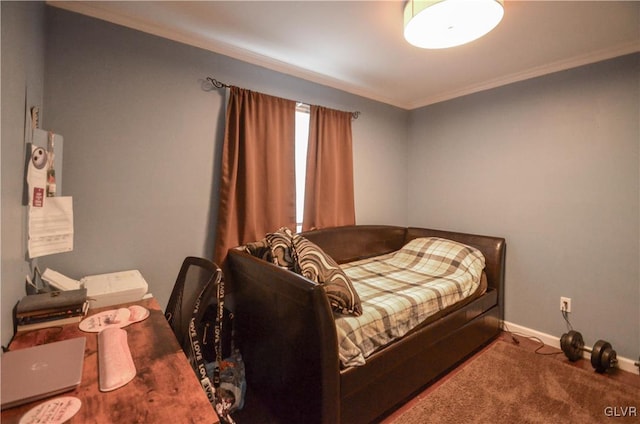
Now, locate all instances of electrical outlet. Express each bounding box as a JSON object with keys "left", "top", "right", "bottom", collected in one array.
[{"left": 560, "top": 297, "right": 571, "bottom": 313}]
